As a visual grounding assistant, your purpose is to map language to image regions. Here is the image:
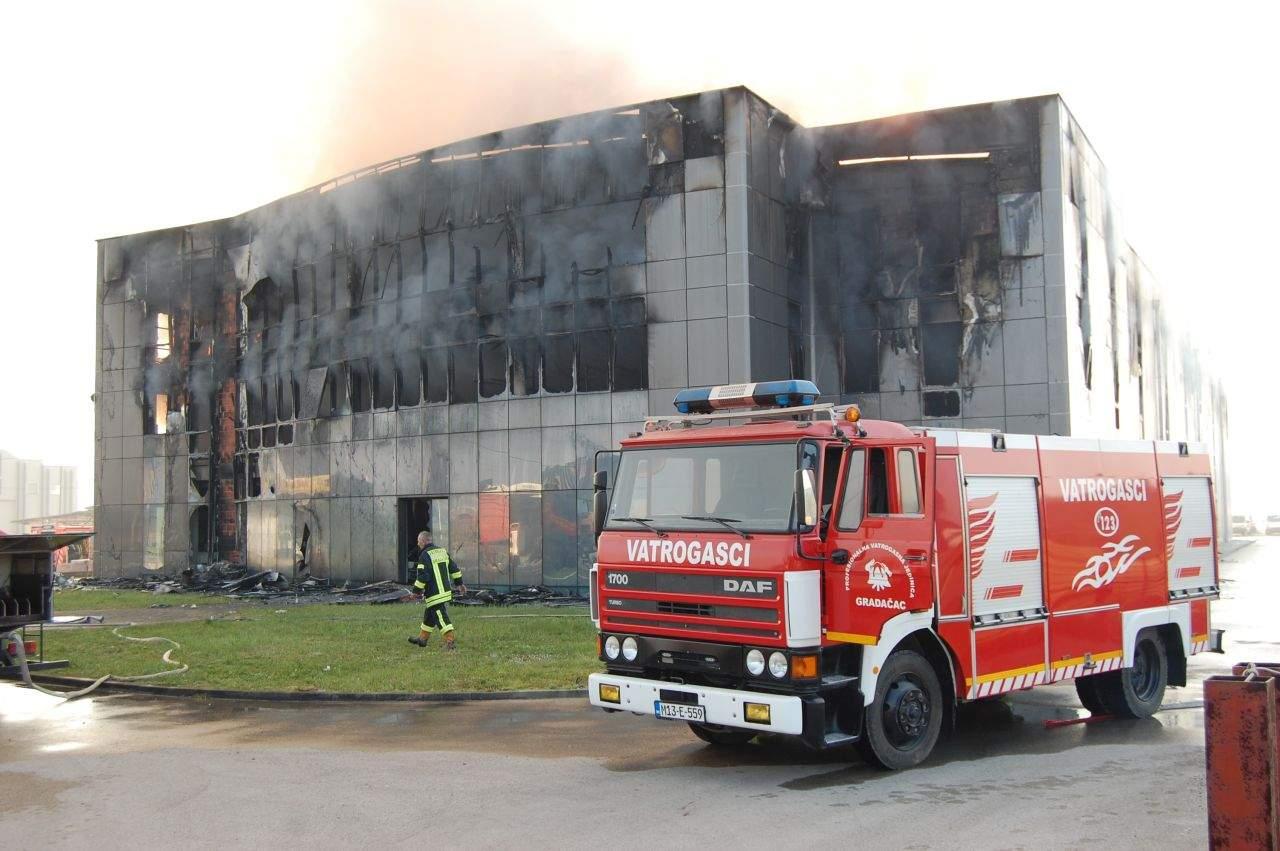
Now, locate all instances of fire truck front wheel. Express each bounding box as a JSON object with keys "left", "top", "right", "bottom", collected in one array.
[
  {"left": 1095, "top": 633, "right": 1168, "bottom": 719},
  {"left": 687, "top": 722, "right": 757, "bottom": 747},
  {"left": 858, "top": 649, "right": 944, "bottom": 770}
]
